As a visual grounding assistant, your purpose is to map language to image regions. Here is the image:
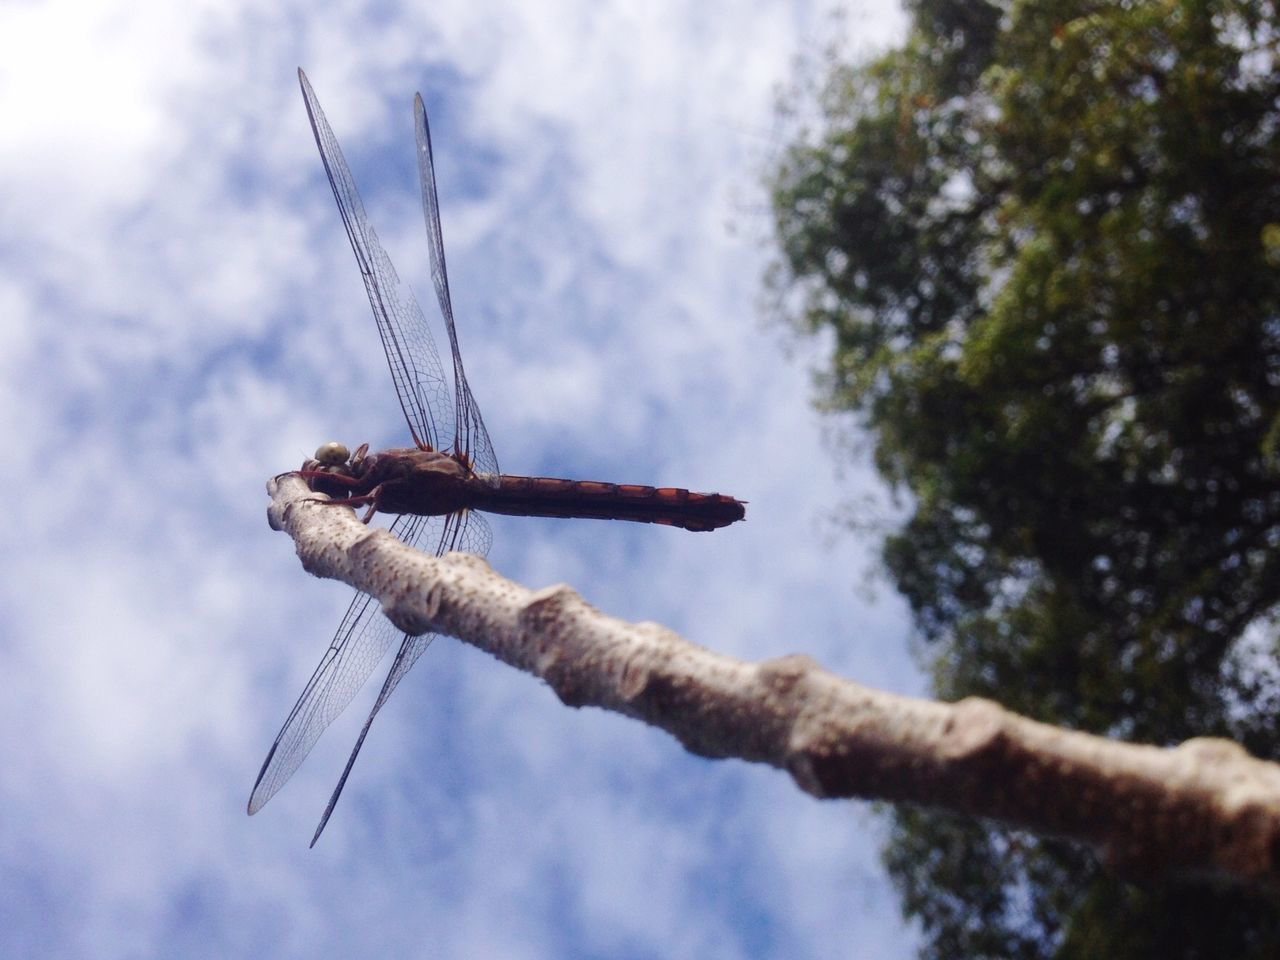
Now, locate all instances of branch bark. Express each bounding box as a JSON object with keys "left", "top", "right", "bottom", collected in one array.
[{"left": 267, "top": 473, "right": 1280, "bottom": 891}]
